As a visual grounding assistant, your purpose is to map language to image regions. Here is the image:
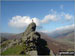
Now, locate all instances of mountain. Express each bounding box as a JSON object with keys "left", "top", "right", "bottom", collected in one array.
[
  {"left": 0, "top": 37, "right": 7, "bottom": 43},
  {"left": 46, "top": 25, "right": 74, "bottom": 45},
  {"left": 41, "top": 25, "right": 75, "bottom": 54},
  {"left": 48, "top": 29, "right": 74, "bottom": 38},
  {"left": 1, "top": 32, "right": 74, "bottom": 54},
  {"left": 1, "top": 24, "right": 74, "bottom": 55},
  {"left": 1, "top": 32, "right": 74, "bottom": 55},
  {"left": 55, "top": 32, "right": 74, "bottom": 45},
  {"left": 0, "top": 33, "right": 16, "bottom": 39},
  {"left": 0, "top": 33, "right": 15, "bottom": 44},
  {"left": 40, "top": 32, "right": 74, "bottom": 54},
  {"left": 46, "top": 27, "right": 74, "bottom": 46},
  {"left": 47, "top": 24, "right": 74, "bottom": 38}
]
